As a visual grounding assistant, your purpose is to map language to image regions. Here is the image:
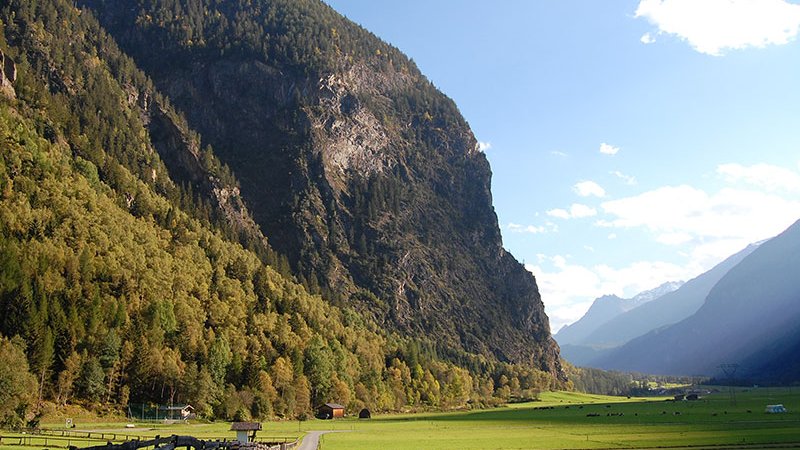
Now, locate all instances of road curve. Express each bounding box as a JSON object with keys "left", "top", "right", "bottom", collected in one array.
[{"left": 296, "top": 430, "right": 345, "bottom": 450}]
